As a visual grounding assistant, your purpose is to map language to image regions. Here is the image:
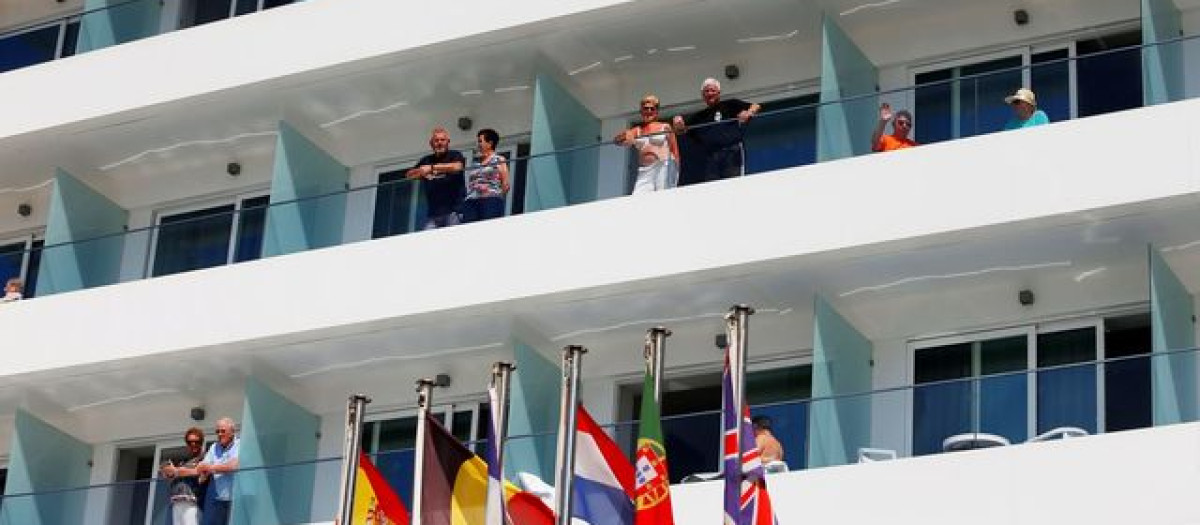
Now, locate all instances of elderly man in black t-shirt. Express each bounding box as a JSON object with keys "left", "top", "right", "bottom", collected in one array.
[
  {"left": 407, "top": 127, "right": 466, "bottom": 229},
  {"left": 672, "top": 78, "right": 761, "bottom": 184}
]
